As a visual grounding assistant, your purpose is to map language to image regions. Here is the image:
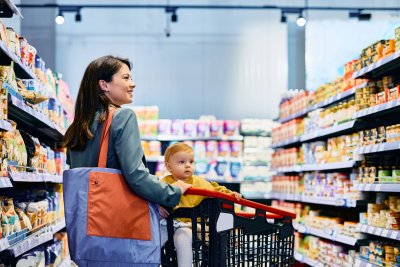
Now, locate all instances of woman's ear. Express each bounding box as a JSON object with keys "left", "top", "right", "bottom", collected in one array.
[{"left": 98, "top": 80, "right": 108, "bottom": 92}]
